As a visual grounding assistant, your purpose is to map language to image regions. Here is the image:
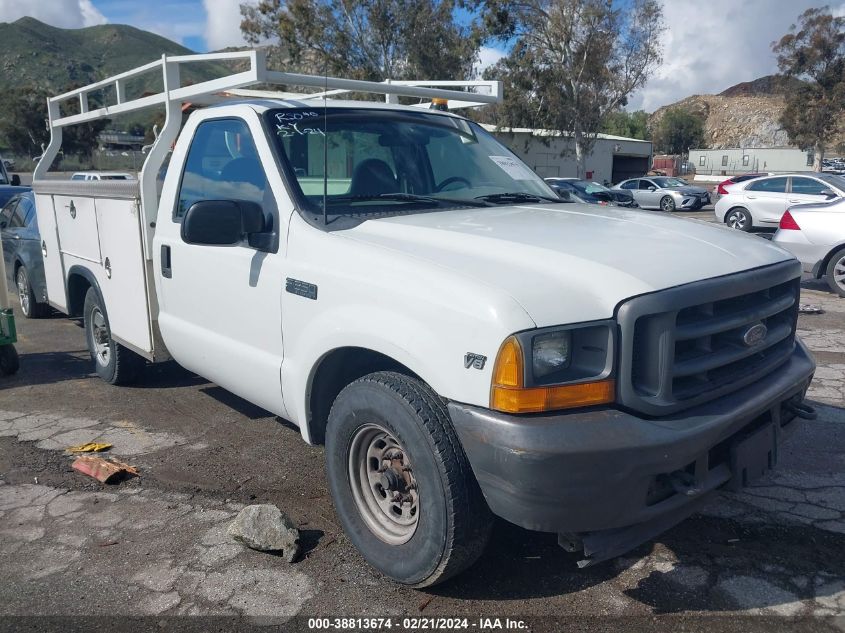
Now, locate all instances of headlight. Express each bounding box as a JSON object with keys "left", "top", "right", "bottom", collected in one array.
[
  {"left": 491, "top": 321, "right": 616, "bottom": 414},
  {"left": 532, "top": 331, "right": 571, "bottom": 379}
]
